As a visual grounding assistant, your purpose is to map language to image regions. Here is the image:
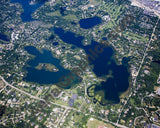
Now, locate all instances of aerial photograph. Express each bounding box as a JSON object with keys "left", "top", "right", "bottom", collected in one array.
[{"left": 0, "top": 0, "right": 160, "bottom": 127}]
